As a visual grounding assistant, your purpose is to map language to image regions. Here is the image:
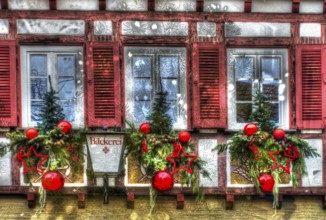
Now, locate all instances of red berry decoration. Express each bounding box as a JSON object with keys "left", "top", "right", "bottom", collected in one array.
[
  {"left": 258, "top": 173, "right": 275, "bottom": 192},
  {"left": 178, "top": 130, "right": 191, "bottom": 143},
  {"left": 57, "top": 120, "right": 72, "bottom": 134},
  {"left": 273, "top": 128, "right": 285, "bottom": 140},
  {"left": 42, "top": 171, "right": 65, "bottom": 191},
  {"left": 25, "top": 128, "right": 38, "bottom": 140},
  {"left": 244, "top": 123, "right": 258, "bottom": 136},
  {"left": 139, "top": 122, "right": 150, "bottom": 134},
  {"left": 152, "top": 170, "right": 174, "bottom": 191}
]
